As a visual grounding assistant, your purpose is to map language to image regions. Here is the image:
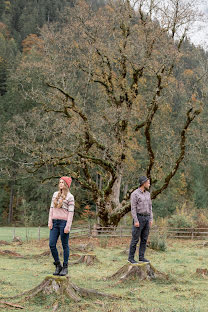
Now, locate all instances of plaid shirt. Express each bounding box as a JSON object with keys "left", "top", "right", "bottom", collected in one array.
[{"left": 131, "top": 188, "right": 153, "bottom": 223}]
